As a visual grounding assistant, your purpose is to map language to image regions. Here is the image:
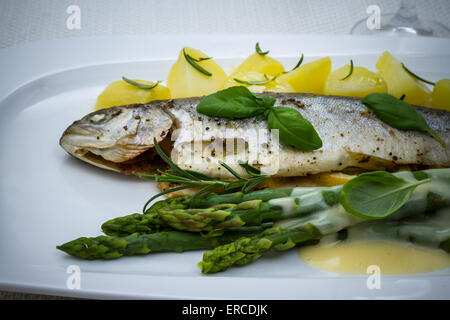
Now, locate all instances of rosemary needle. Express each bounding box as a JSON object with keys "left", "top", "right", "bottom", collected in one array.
[
  {"left": 140, "top": 138, "right": 271, "bottom": 211},
  {"left": 283, "top": 54, "right": 304, "bottom": 73},
  {"left": 255, "top": 42, "right": 269, "bottom": 56},
  {"left": 122, "top": 77, "right": 160, "bottom": 89},
  {"left": 402, "top": 63, "right": 436, "bottom": 86},
  {"left": 233, "top": 74, "right": 278, "bottom": 86},
  {"left": 340, "top": 60, "right": 354, "bottom": 80},
  {"left": 183, "top": 48, "right": 213, "bottom": 77}
]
